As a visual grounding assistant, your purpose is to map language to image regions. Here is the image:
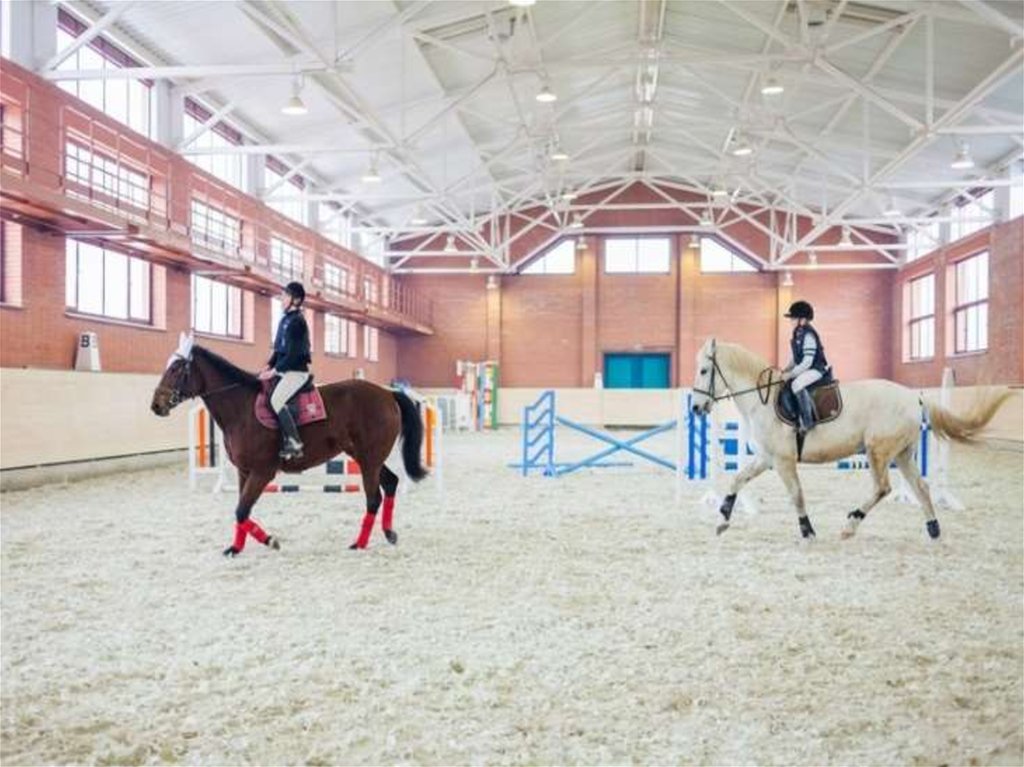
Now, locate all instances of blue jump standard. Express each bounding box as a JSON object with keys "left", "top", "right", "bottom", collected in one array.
[{"left": 519, "top": 389, "right": 681, "bottom": 477}]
